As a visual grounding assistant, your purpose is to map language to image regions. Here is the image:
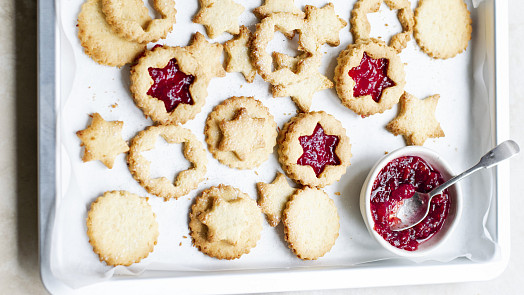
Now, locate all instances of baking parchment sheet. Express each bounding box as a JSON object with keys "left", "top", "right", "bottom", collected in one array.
[{"left": 49, "top": 0, "right": 497, "bottom": 288}]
